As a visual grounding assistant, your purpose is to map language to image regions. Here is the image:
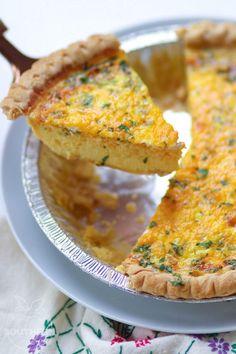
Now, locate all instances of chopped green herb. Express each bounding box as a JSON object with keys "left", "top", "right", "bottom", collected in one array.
[
  {"left": 170, "top": 179, "right": 188, "bottom": 189},
  {"left": 212, "top": 188, "right": 221, "bottom": 193},
  {"left": 191, "top": 259, "right": 200, "bottom": 266},
  {"left": 119, "top": 60, "right": 128, "bottom": 71},
  {"left": 170, "top": 274, "right": 184, "bottom": 287},
  {"left": 134, "top": 244, "right": 150, "bottom": 253},
  {"left": 171, "top": 242, "right": 183, "bottom": 256},
  {"left": 139, "top": 259, "right": 152, "bottom": 267},
  {"left": 159, "top": 264, "right": 173, "bottom": 273},
  {"left": 100, "top": 155, "right": 109, "bottom": 166},
  {"left": 196, "top": 240, "right": 213, "bottom": 248},
  {"left": 228, "top": 138, "right": 236, "bottom": 146},
  {"left": 201, "top": 155, "right": 208, "bottom": 161},
  {"left": 220, "top": 180, "right": 229, "bottom": 186},
  {"left": 102, "top": 102, "right": 111, "bottom": 108},
  {"left": 224, "top": 259, "right": 236, "bottom": 269},
  {"left": 197, "top": 168, "right": 209, "bottom": 178},
  {"left": 118, "top": 124, "right": 130, "bottom": 133},
  {"left": 213, "top": 116, "right": 224, "bottom": 125},
  {"left": 82, "top": 93, "right": 94, "bottom": 106},
  {"left": 143, "top": 157, "right": 148, "bottom": 164},
  {"left": 80, "top": 76, "right": 89, "bottom": 84},
  {"left": 50, "top": 110, "right": 64, "bottom": 117},
  {"left": 159, "top": 257, "right": 165, "bottom": 263},
  {"left": 149, "top": 221, "right": 157, "bottom": 229},
  {"left": 221, "top": 202, "right": 233, "bottom": 207},
  {"left": 192, "top": 186, "right": 200, "bottom": 191},
  {"left": 129, "top": 120, "right": 137, "bottom": 127}
]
